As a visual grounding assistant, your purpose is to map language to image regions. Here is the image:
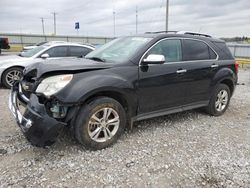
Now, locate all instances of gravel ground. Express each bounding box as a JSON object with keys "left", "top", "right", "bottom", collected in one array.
[{"left": 0, "top": 70, "right": 250, "bottom": 188}]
